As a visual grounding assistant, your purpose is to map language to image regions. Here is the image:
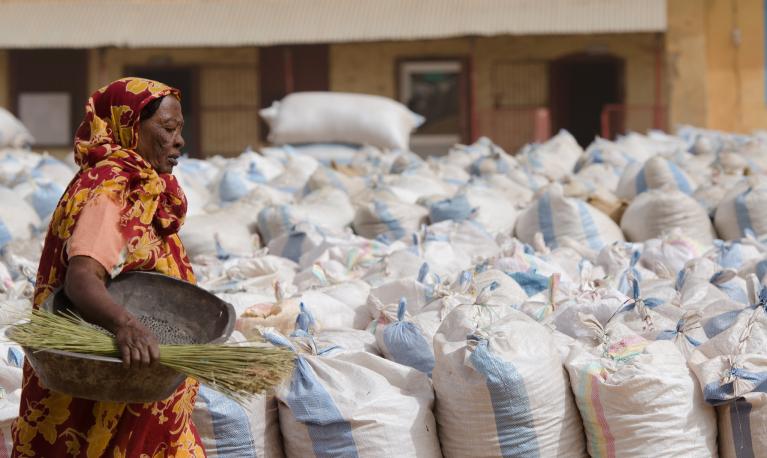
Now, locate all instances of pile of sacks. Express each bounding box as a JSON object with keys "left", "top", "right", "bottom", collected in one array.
[{"left": 6, "top": 116, "right": 767, "bottom": 456}]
